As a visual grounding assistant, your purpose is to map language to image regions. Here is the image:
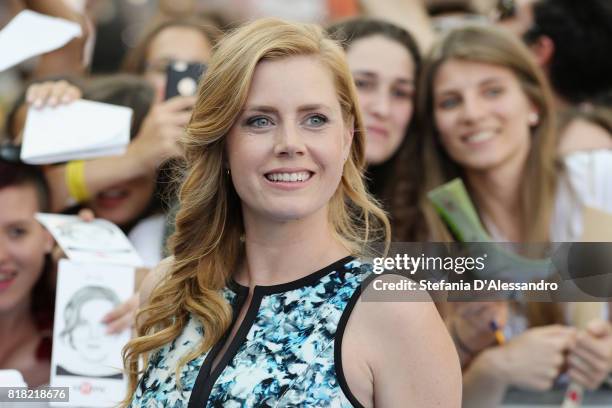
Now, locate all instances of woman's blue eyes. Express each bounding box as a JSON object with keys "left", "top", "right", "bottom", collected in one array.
[
  {"left": 305, "top": 114, "right": 328, "bottom": 126},
  {"left": 245, "top": 114, "right": 328, "bottom": 128},
  {"left": 439, "top": 98, "right": 459, "bottom": 109},
  {"left": 438, "top": 87, "right": 505, "bottom": 109},
  {"left": 483, "top": 87, "right": 504, "bottom": 97},
  {"left": 247, "top": 116, "right": 272, "bottom": 128}
]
